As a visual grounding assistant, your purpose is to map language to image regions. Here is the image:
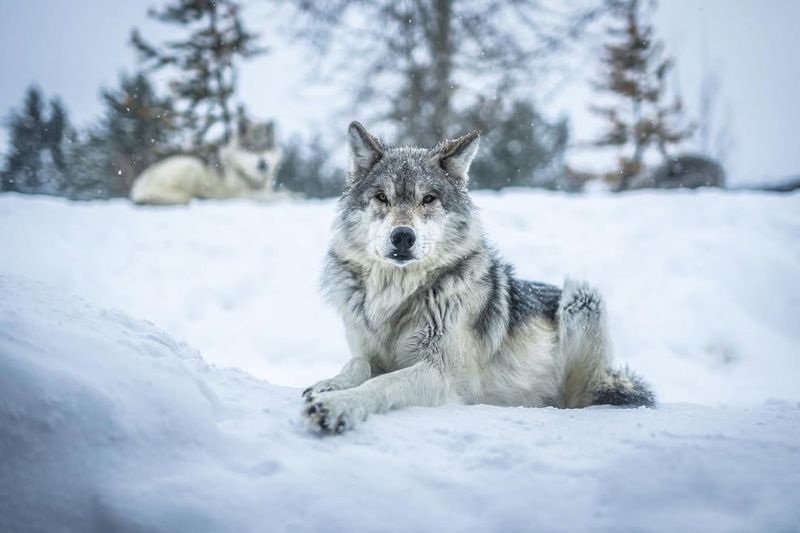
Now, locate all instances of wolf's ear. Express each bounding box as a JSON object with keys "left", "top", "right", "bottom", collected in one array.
[
  {"left": 348, "top": 121, "right": 384, "bottom": 179},
  {"left": 429, "top": 131, "right": 480, "bottom": 185}
]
